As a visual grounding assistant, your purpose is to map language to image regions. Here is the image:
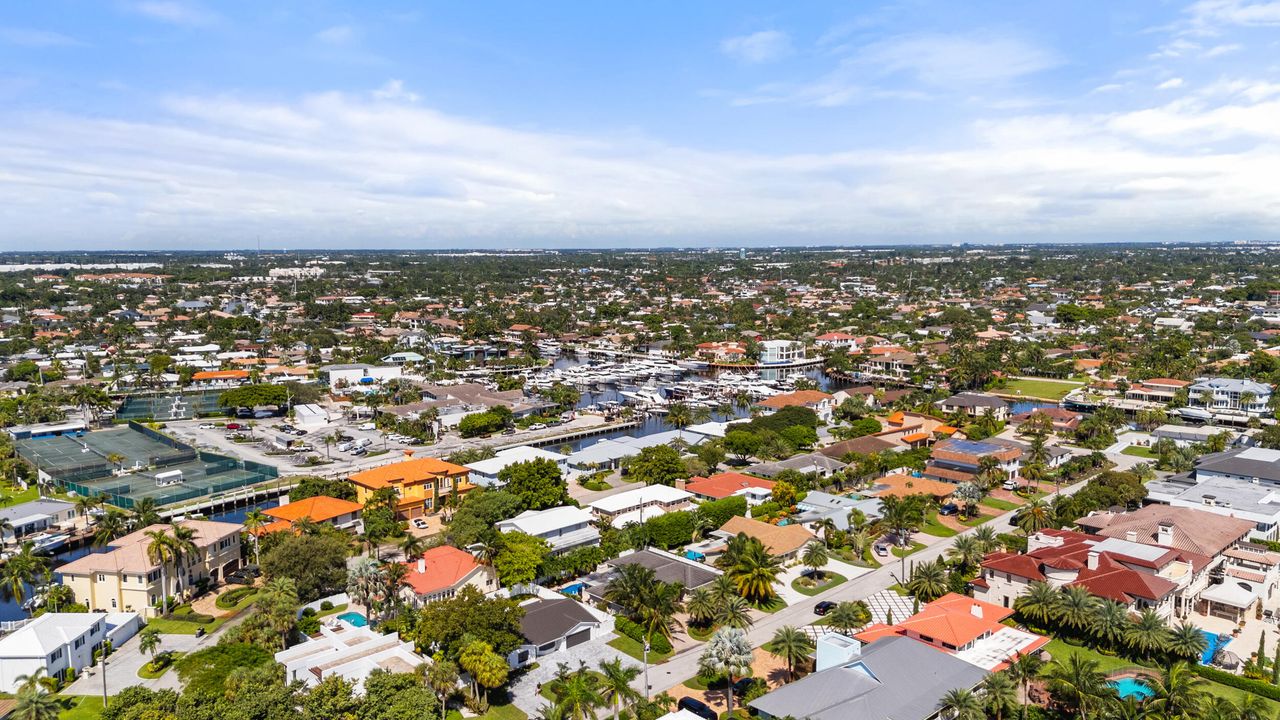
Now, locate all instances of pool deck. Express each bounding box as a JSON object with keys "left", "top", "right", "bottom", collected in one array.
[{"left": 1196, "top": 611, "right": 1277, "bottom": 667}]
